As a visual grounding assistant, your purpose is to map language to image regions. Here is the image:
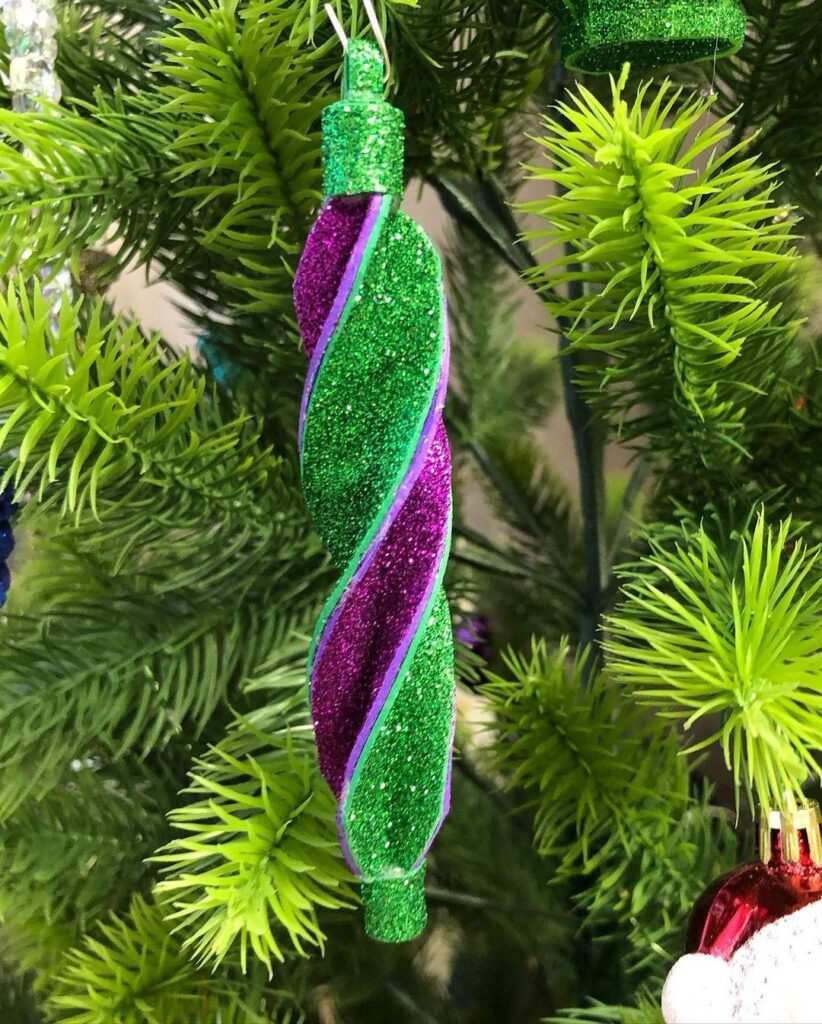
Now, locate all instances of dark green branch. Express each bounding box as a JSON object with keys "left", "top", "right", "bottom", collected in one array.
[
  {"left": 727, "top": 1, "right": 782, "bottom": 150},
  {"left": 556, "top": 255, "right": 606, "bottom": 669},
  {"left": 467, "top": 439, "right": 584, "bottom": 597}
]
